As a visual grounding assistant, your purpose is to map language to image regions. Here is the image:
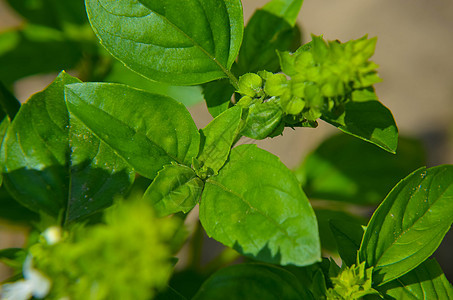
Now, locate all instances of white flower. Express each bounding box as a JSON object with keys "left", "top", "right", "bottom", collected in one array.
[
  {"left": 0, "top": 256, "right": 51, "bottom": 300},
  {"left": 42, "top": 226, "right": 62, "bottom": 245}
]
